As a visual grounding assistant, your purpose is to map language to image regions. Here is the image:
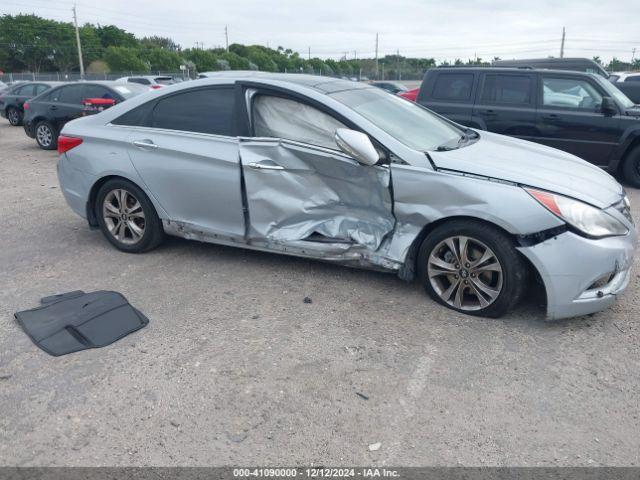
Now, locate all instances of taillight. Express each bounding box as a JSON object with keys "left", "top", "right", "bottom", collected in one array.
[
  {"left": 151, "top": 85, "right": 162, "bottom": 89},
  {"left": 23, "top": 102, "right": 29, "bottom": 110},
  {"left": 57, "top": 136, "right": 83, "bottom": 154}
]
